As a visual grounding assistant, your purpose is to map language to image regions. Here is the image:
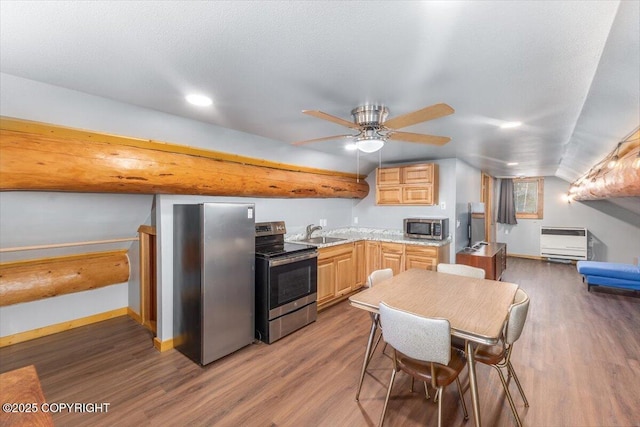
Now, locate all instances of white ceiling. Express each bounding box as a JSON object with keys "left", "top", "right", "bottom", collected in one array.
[{"left": 1, "top": 1, "right": 638, "bottom": 180}]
